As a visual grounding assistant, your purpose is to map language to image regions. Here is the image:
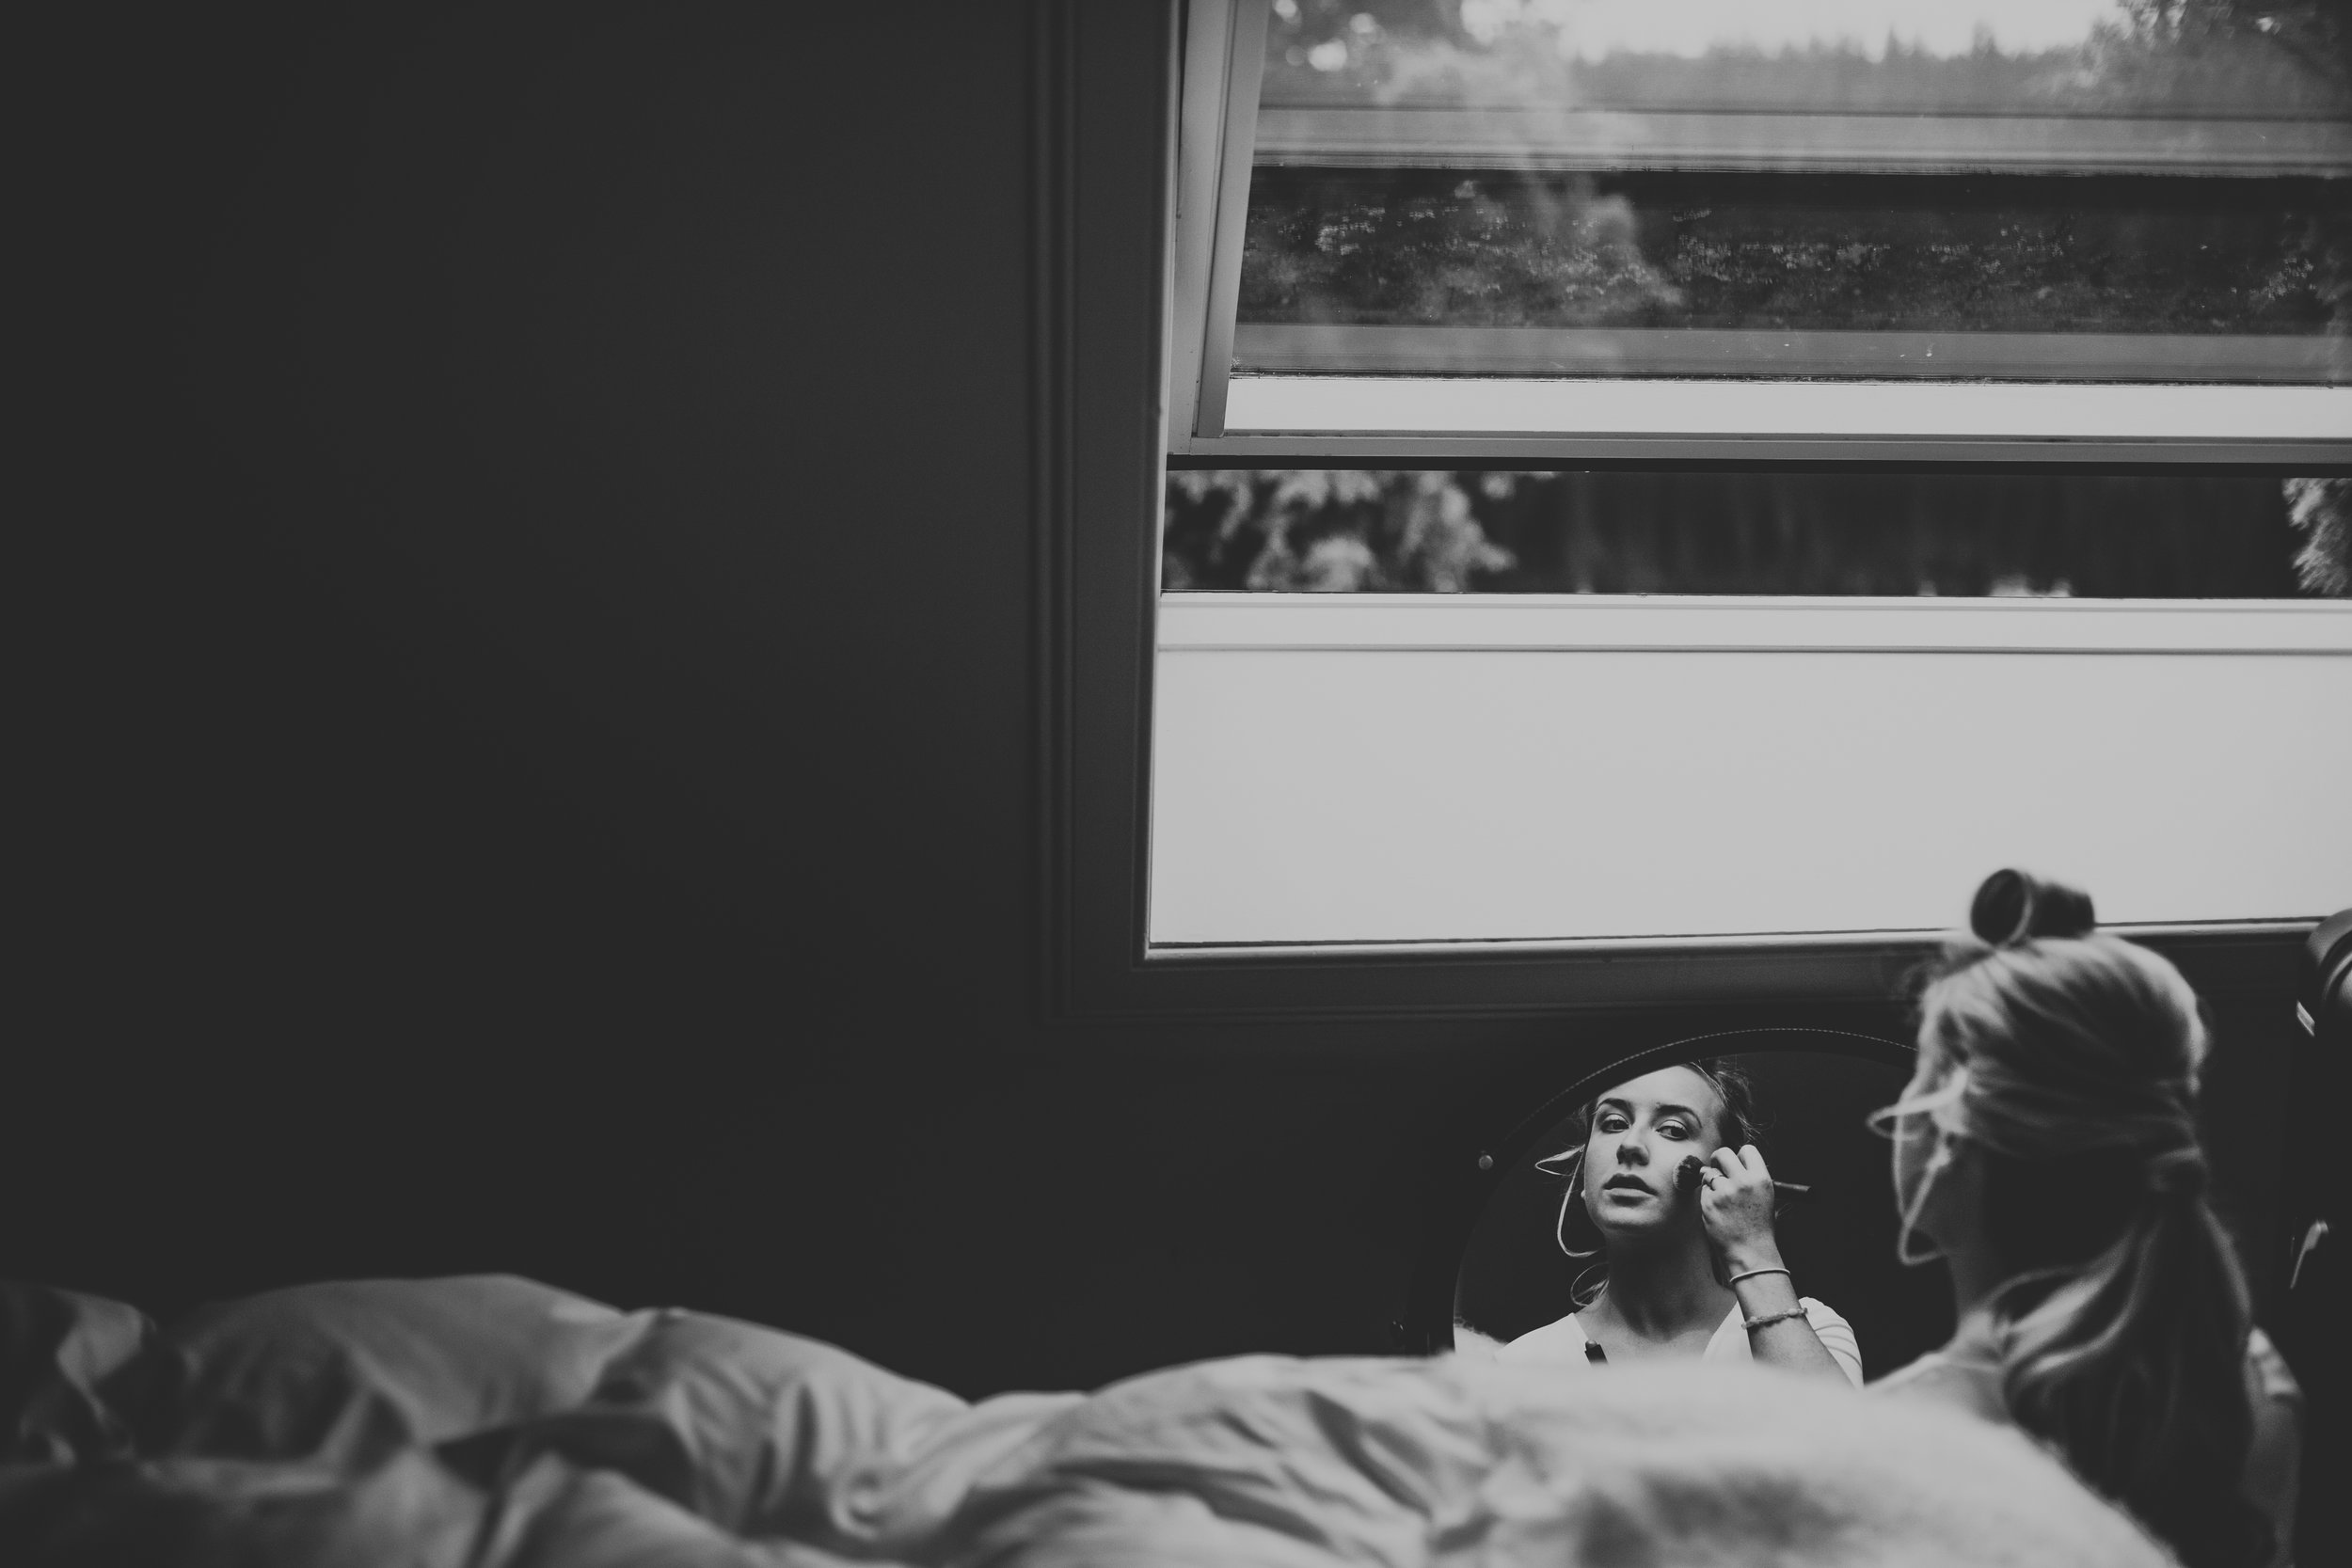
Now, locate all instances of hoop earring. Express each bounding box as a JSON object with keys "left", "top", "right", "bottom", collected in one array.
[
  {"left": 1546, "top": 1149, "right": 1602, "bottom": 1261},
  {"left": 1536, "top": 1142, "right": 1611, "bottom": 1305}
]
